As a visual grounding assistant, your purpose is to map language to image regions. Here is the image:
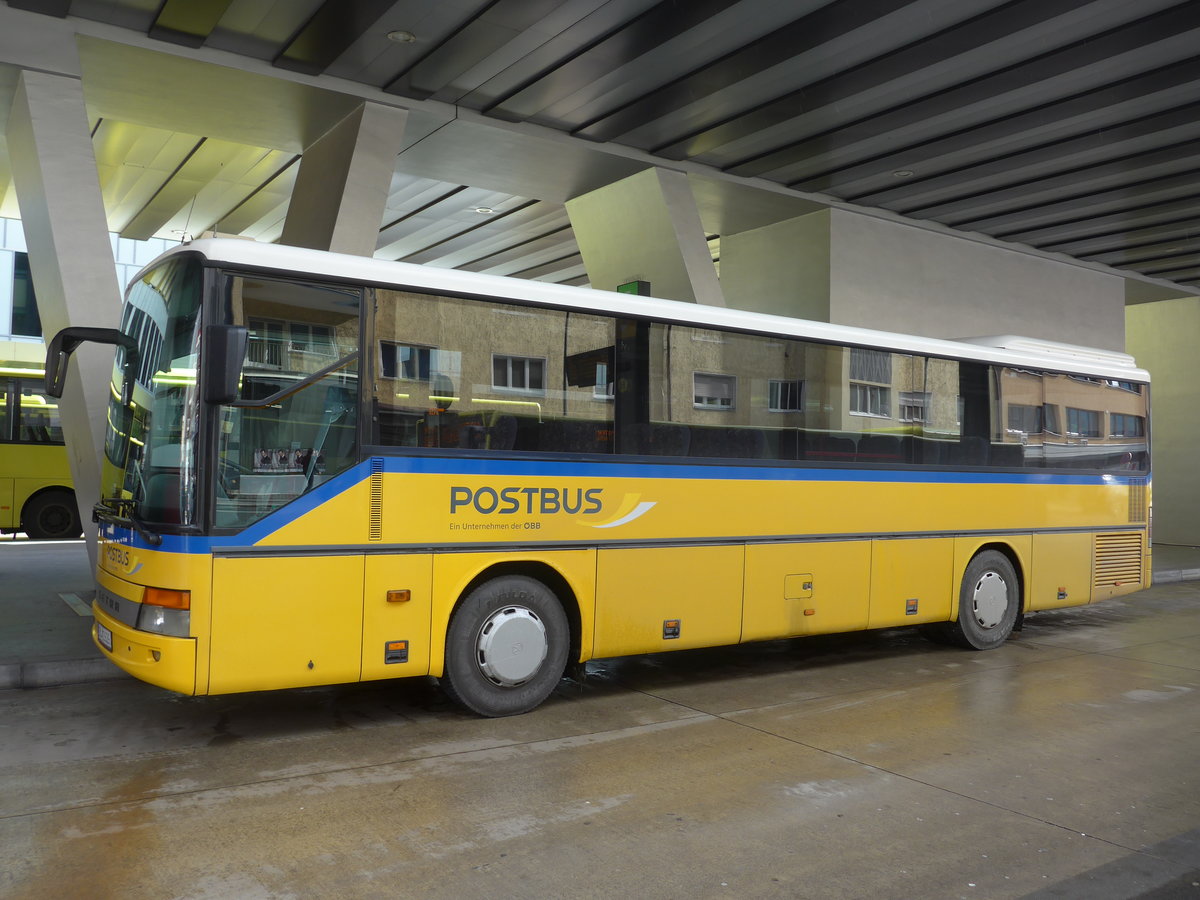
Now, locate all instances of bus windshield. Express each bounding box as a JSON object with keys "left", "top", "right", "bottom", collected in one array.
[{"left": 101, "top": 255, "right": 204, "bottom": 528}]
